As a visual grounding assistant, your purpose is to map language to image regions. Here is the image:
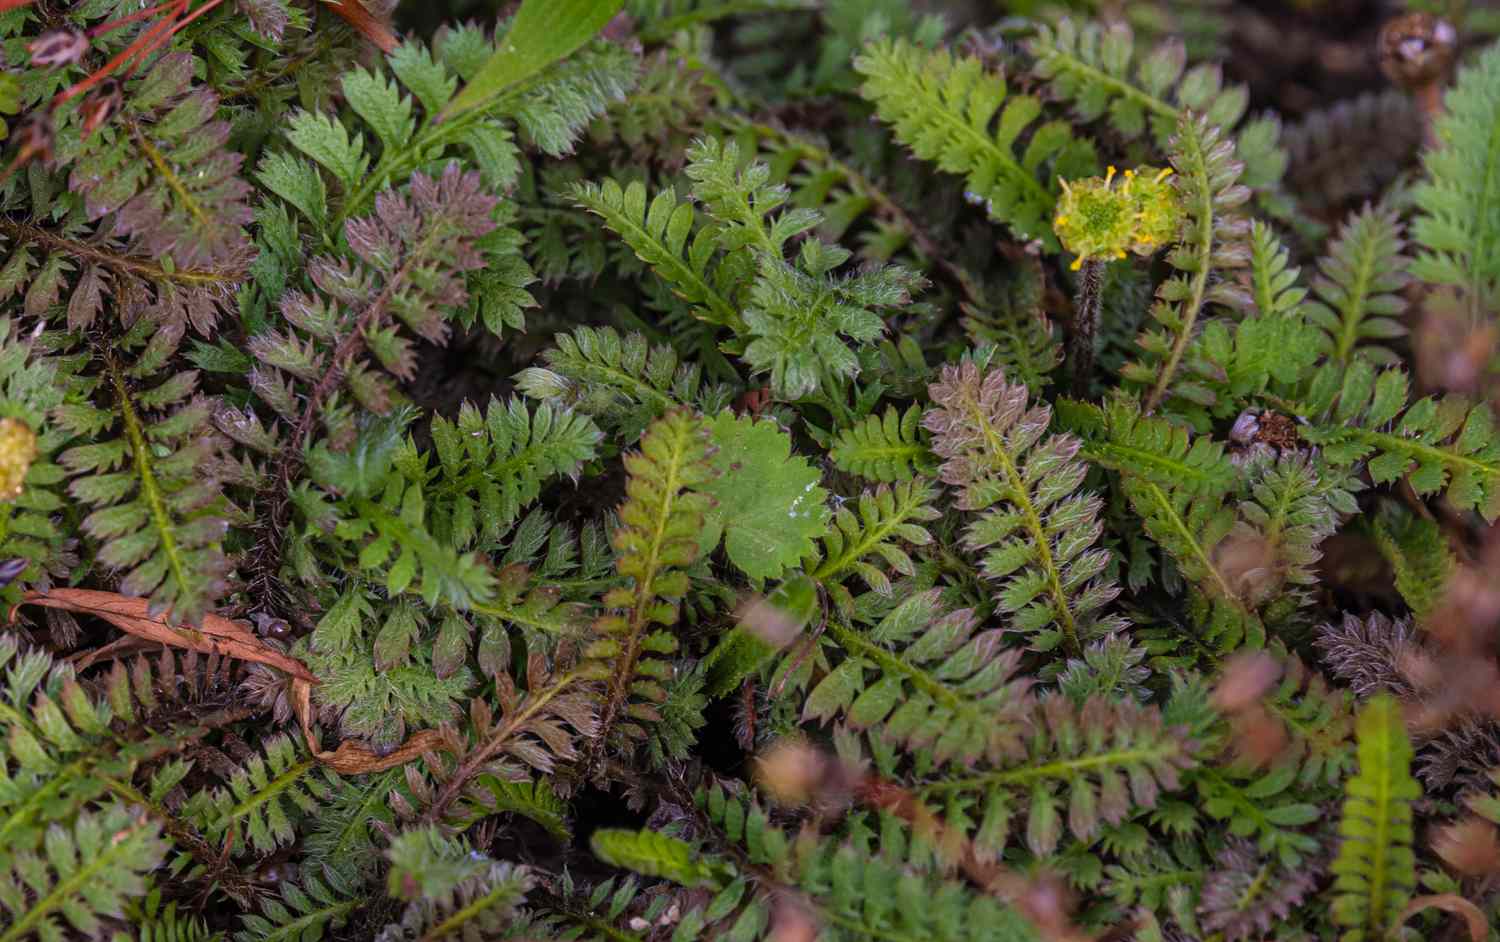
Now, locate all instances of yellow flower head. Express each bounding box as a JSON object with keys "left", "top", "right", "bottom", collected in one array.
[
  {"left": 0, "top": 417, "right": 36, "bottom": 502},
  {"left": 1053, "top": 165, "right": 1183, "bottom": 270}
]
